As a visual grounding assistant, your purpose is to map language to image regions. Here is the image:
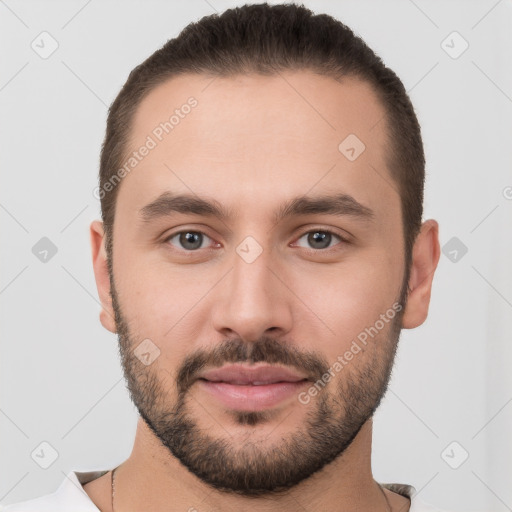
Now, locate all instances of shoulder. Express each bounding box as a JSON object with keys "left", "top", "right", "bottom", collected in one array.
[
  {"left": 381, "top": 482, "right": 455, "bottom": 512},
  {"left": 409, "top": 496, "right": 457, "bottom": 512},
  {"left": 0, "top": 492, "right": 67, "bottom": 512},
  {"left": 0, "top": 470, "right": 110, "bottom": 512}
]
